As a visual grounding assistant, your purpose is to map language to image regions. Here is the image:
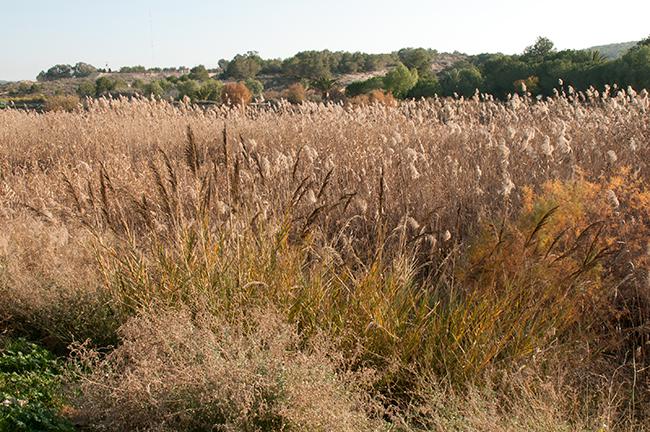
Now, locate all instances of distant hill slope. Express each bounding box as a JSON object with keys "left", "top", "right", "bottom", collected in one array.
[{"left": 587, "top": 41, "right": 637, "bottom": 59}]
